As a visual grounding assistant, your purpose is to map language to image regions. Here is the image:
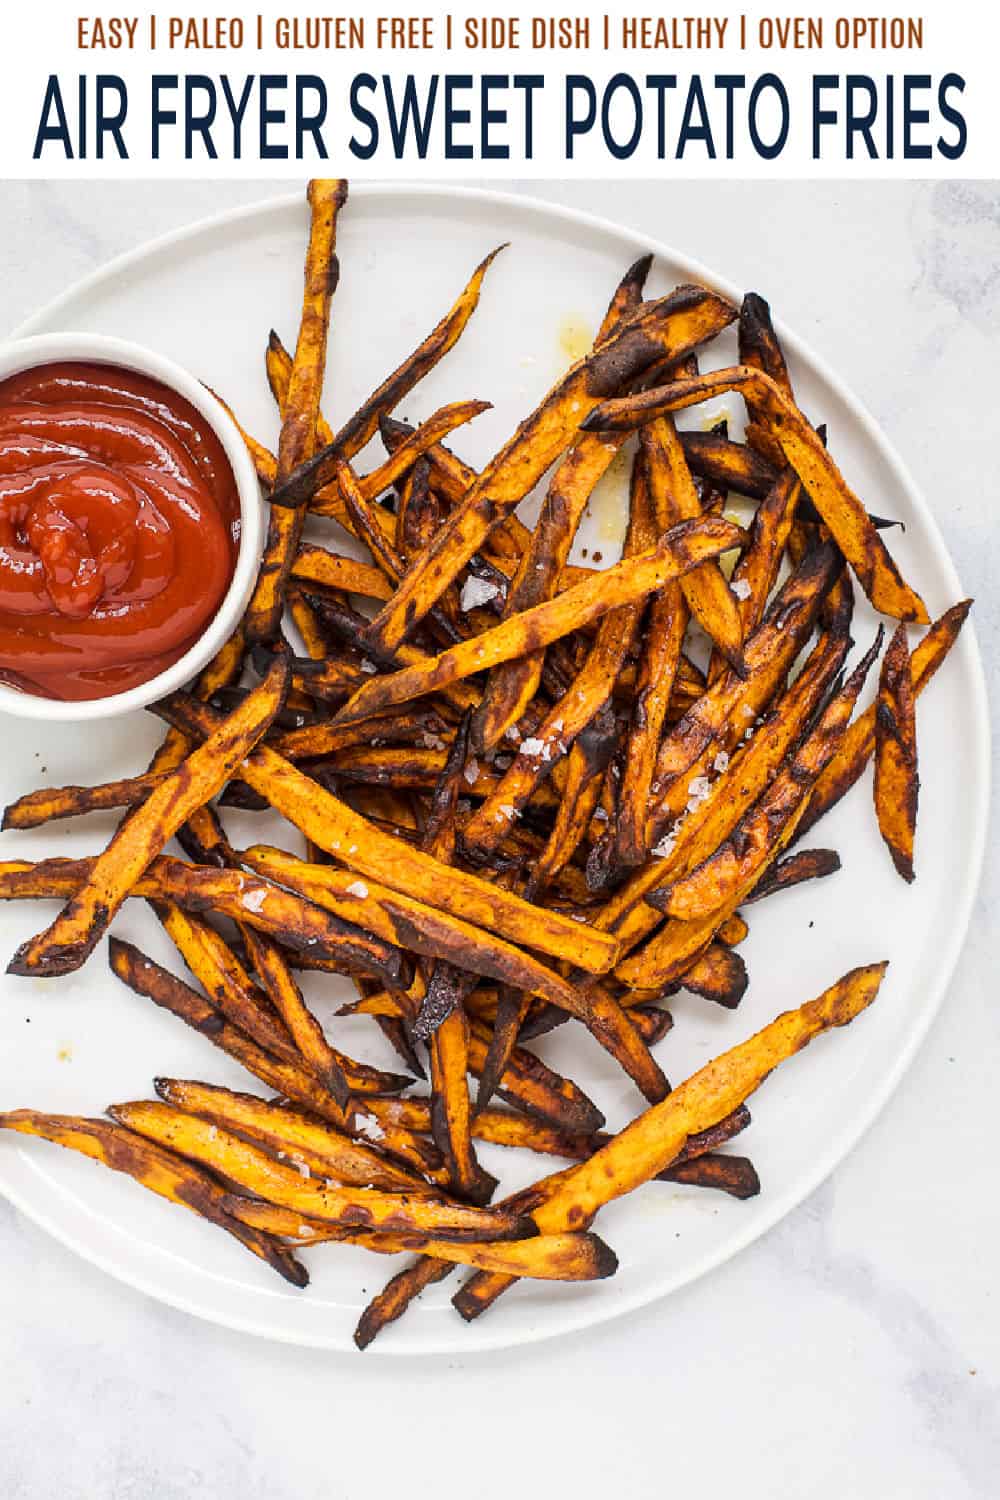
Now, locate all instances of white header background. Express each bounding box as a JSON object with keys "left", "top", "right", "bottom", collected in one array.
[{"left": 1, "top": 1, "right": 997, "bottom": 176}]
